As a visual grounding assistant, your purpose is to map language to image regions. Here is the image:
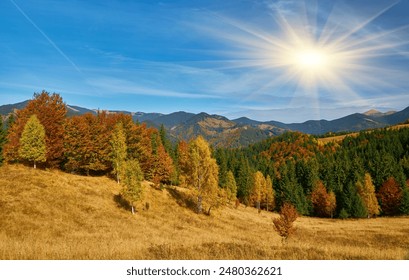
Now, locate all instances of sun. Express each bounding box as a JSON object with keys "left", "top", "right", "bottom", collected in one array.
[
  {"left": 200, "top": 0, "right": 408, "bottom": 114},
  {"left": 294, "top": 49, "right": 328, "bottom": 71}
]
